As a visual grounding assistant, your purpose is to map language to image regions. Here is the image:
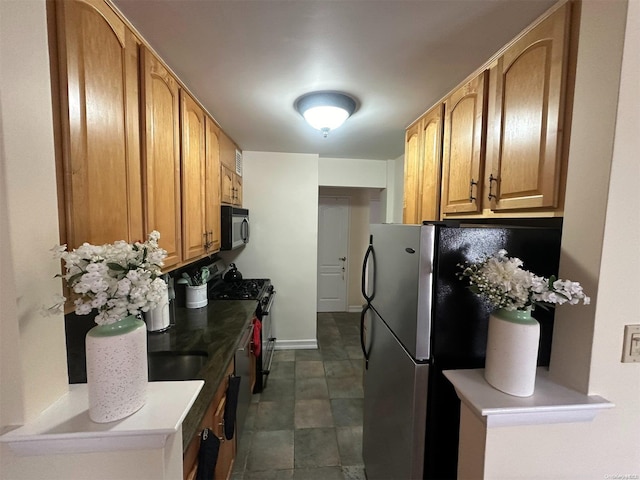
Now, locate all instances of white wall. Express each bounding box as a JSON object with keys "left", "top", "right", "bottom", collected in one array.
[
  {"left": 0, "top": 0, "right": 68, "bottom": 430},
  {"left": 482, "top": 0, "right": 640, "bottom": 477},
  {"left": 229, "top": 151, "right": 320, "bottom": 348},
  {"left": 318, "top": 157, "right": 386, "bottom": 188}
]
